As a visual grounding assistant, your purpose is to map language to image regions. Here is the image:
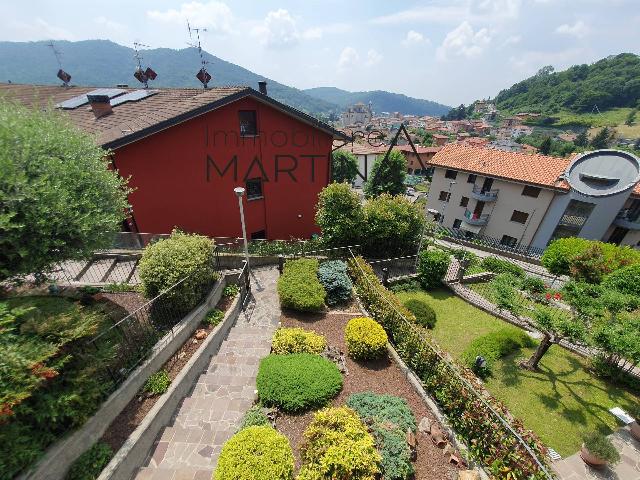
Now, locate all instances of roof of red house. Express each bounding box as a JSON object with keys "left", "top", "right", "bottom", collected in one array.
[
  {"left": 431, "top": 143, "right": 573, "bottom": 191},
  {"left": 0, "top": 83, "right": 349, "bottom": 149},
  {"left": 334, "top": 142, "right": 440, "bottom": 156}
]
